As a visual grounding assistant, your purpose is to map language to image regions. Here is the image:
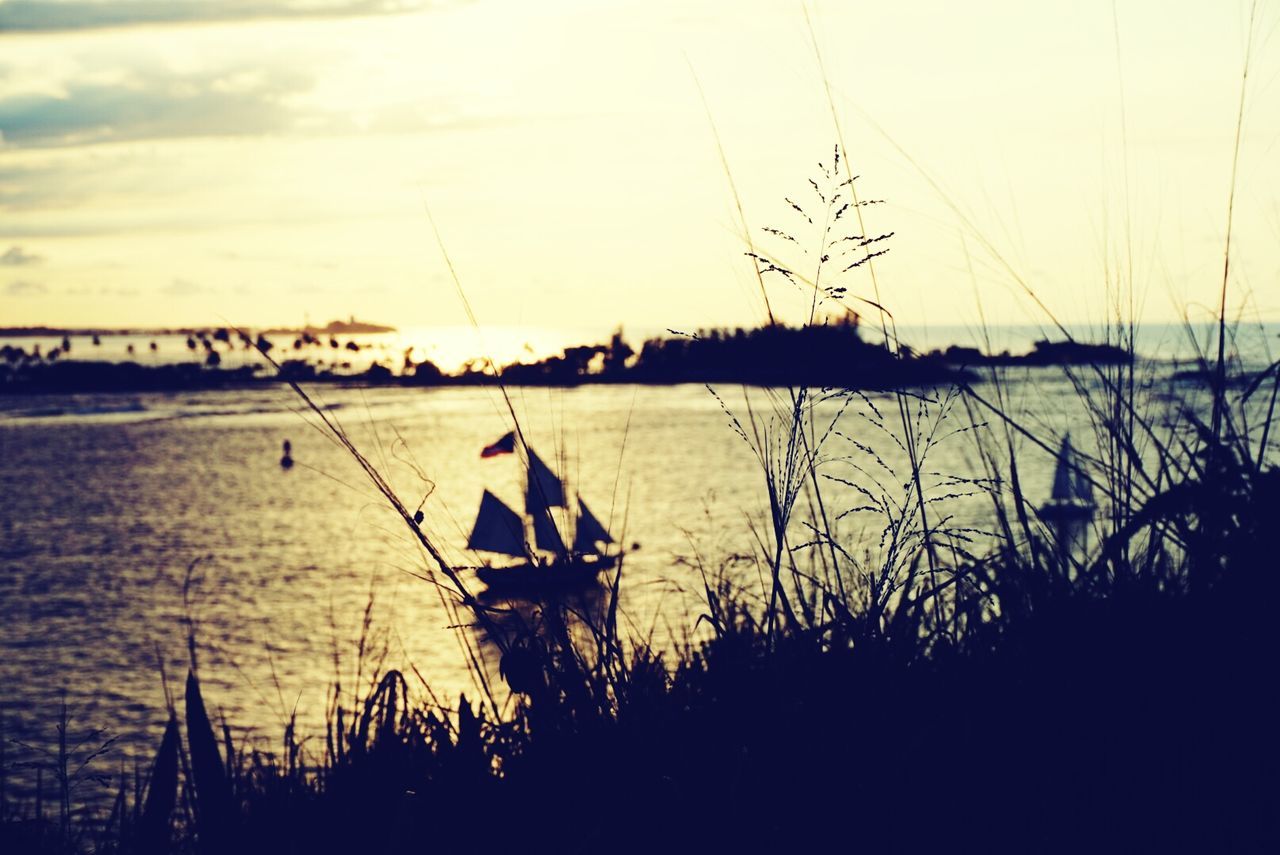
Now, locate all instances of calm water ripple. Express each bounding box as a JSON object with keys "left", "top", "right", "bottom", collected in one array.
[{"left": 0, "top": 369, "right": 1222, "bottom": 806}]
